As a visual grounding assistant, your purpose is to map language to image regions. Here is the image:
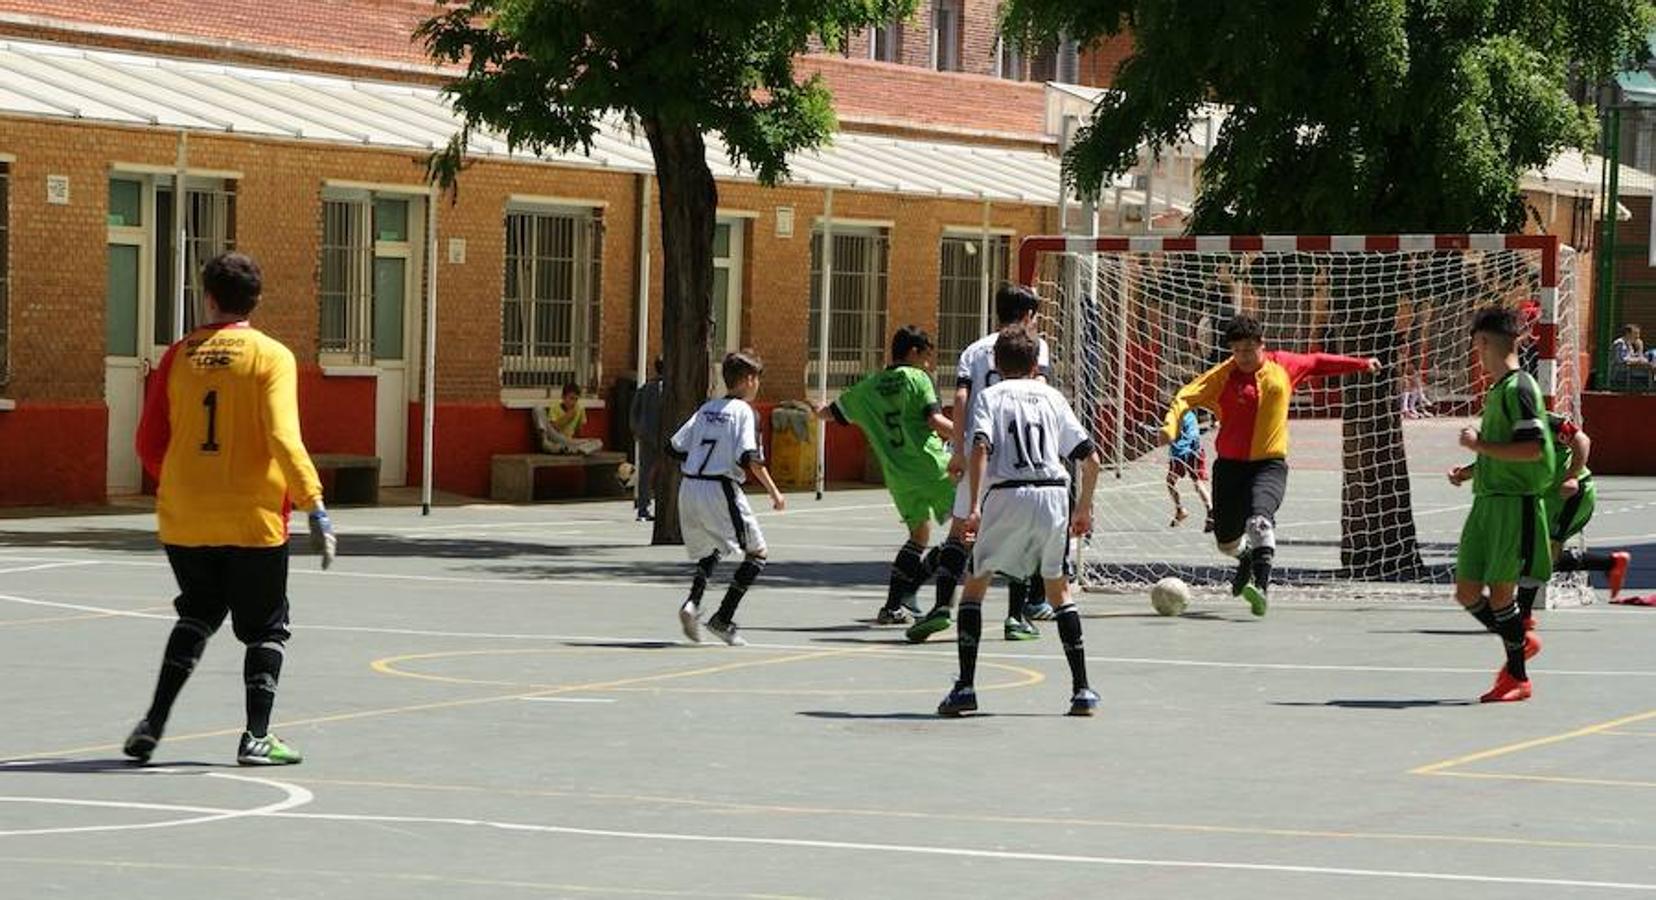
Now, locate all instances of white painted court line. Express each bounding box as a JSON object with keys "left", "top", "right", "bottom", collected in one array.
[
  {"left": 237, "top": 810, "right": 1656, "bottom": 893},
  {"left": 518, "top": 697, "right": 616, "bottom": 704},
  {"left": 0, "top": 770, "right": 311, "bottom": 838},
  {"left": 0, "top": 561, "right": 99, "bottom": 577}
]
